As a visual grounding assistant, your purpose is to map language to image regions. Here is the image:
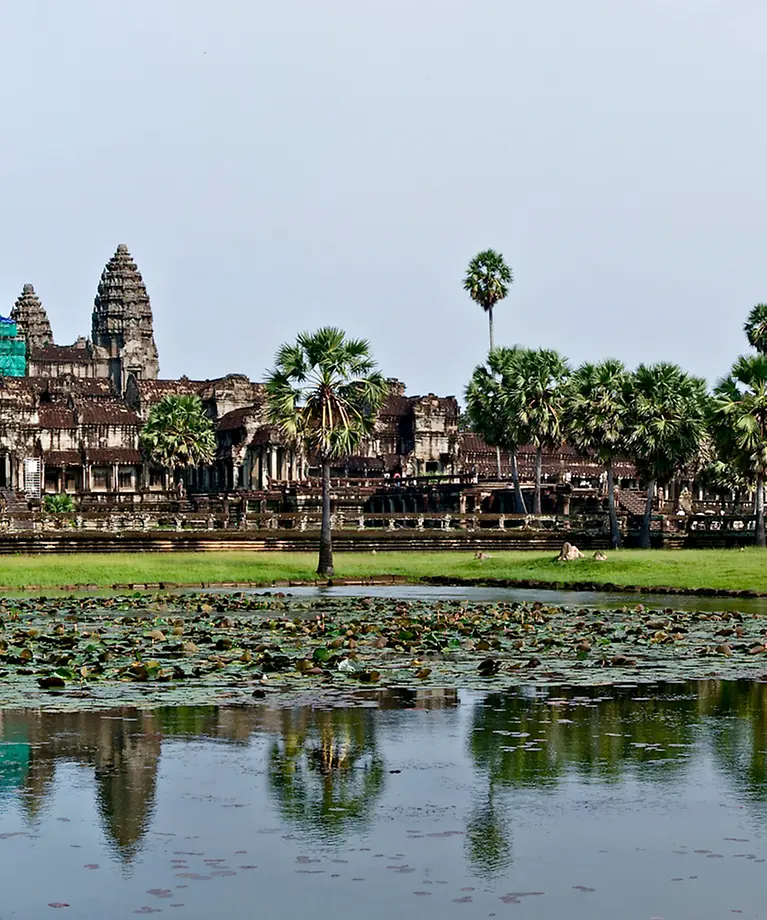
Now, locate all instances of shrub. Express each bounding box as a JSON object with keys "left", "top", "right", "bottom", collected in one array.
[{"left": 43, "top": 493, "right": 74, "bottom": 514}]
